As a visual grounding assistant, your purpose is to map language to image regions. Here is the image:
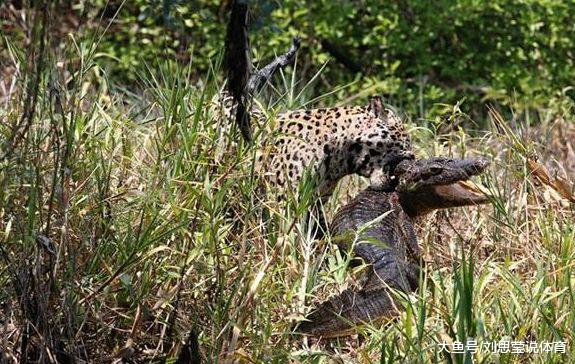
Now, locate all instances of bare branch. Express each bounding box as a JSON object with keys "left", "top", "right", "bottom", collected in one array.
[
  {"left": 224, "top": 0, "right": 301, "bottom": 142},
  {"left": 225, "top": 0, "right": 252, "bottom": 141},
  {"left": 248, "top": 37, "right": 301, "bottom": 94}
]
